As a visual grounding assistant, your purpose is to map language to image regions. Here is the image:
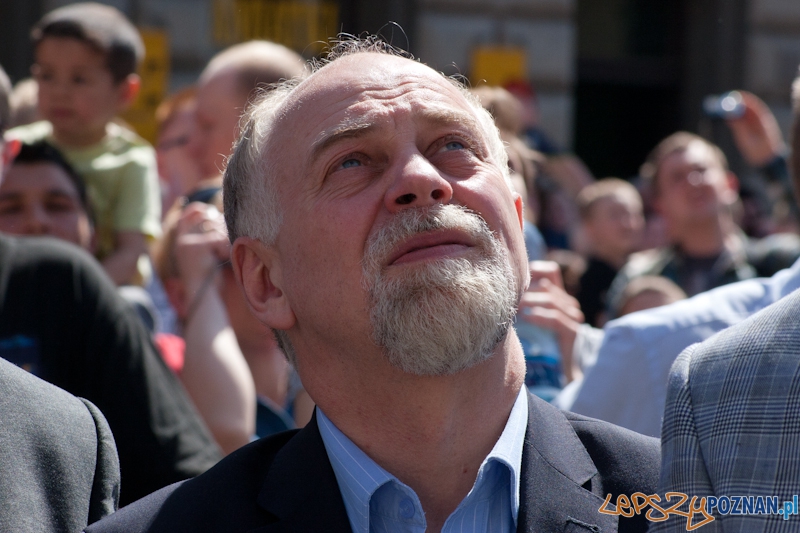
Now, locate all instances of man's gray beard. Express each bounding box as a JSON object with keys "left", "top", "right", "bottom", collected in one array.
[{"left": 362, "top": 204, "right": 518, "bottom": 376}]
